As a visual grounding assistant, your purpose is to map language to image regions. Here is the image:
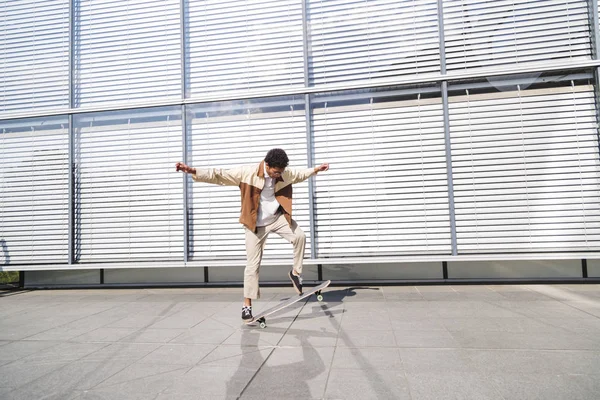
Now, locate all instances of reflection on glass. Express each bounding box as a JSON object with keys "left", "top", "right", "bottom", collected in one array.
[
  {"left": 73, "top": 107, "right": 183, "bottom": 262},
  {"left": 0, "top": 116, "right": 69, "bottom": 264}
]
